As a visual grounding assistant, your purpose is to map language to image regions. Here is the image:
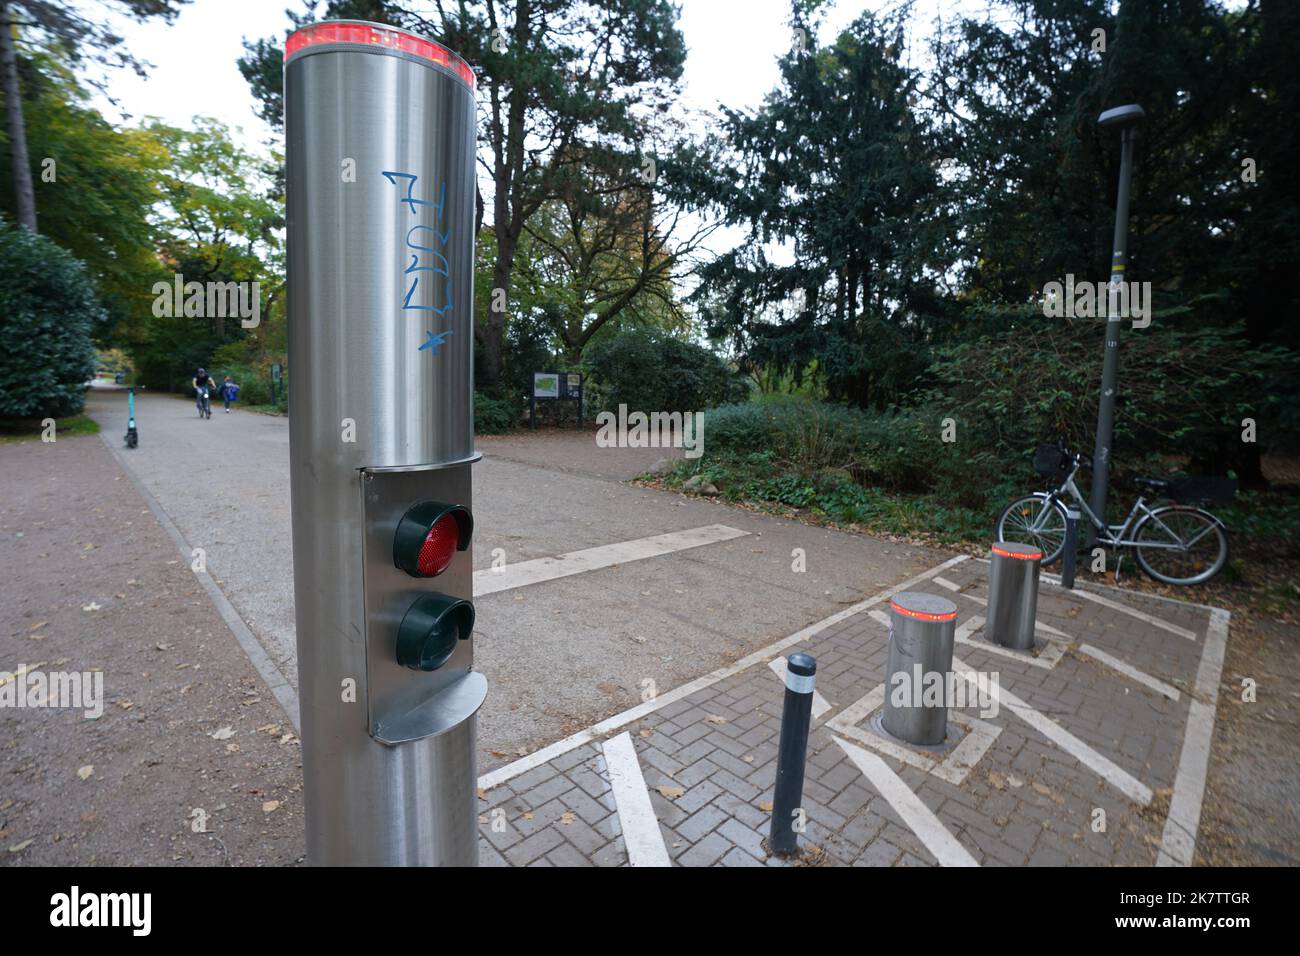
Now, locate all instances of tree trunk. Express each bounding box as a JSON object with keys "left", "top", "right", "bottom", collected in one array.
[
  {"left": 481, "top": 243, "right": 513, "bottom": 388},
  {"left": 0, "top": 1, "right": 38, "bottom": 232}
]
